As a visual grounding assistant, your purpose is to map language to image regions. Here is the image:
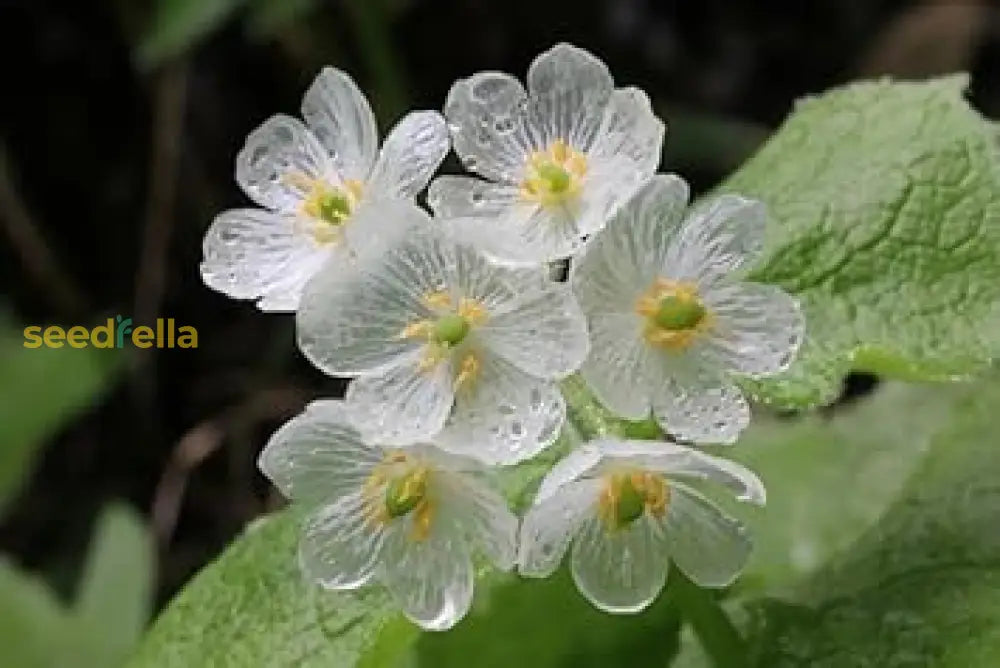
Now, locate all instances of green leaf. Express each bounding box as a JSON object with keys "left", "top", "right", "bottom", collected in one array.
[
  {"left": 138, "top": 0, "right": 247, "bottom": 66},
  {"left": 0, "top": 323, "right": 118, "bottom": 516},
  {"left": 0, "top": 557, "right": 71, "bottom": 668},
  {"left": 724, "top": 75, "right": 1000, "bottom": 407},
  {"left": 73, "top": 504, "right": 155, "bottom": 667}
]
